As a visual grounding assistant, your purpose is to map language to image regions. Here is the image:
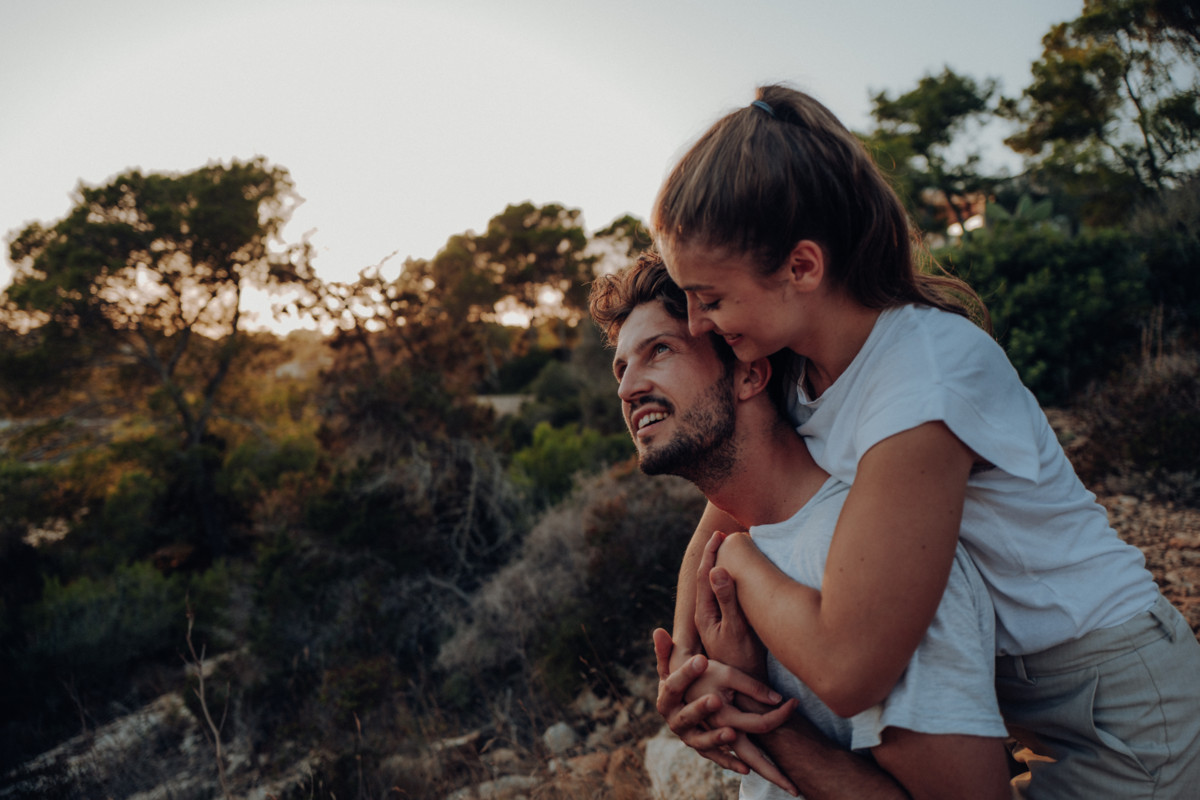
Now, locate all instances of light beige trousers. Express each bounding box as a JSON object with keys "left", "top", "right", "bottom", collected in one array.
[{"left": 997, "top": 593, "right": 1200, "bottom": 799}]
